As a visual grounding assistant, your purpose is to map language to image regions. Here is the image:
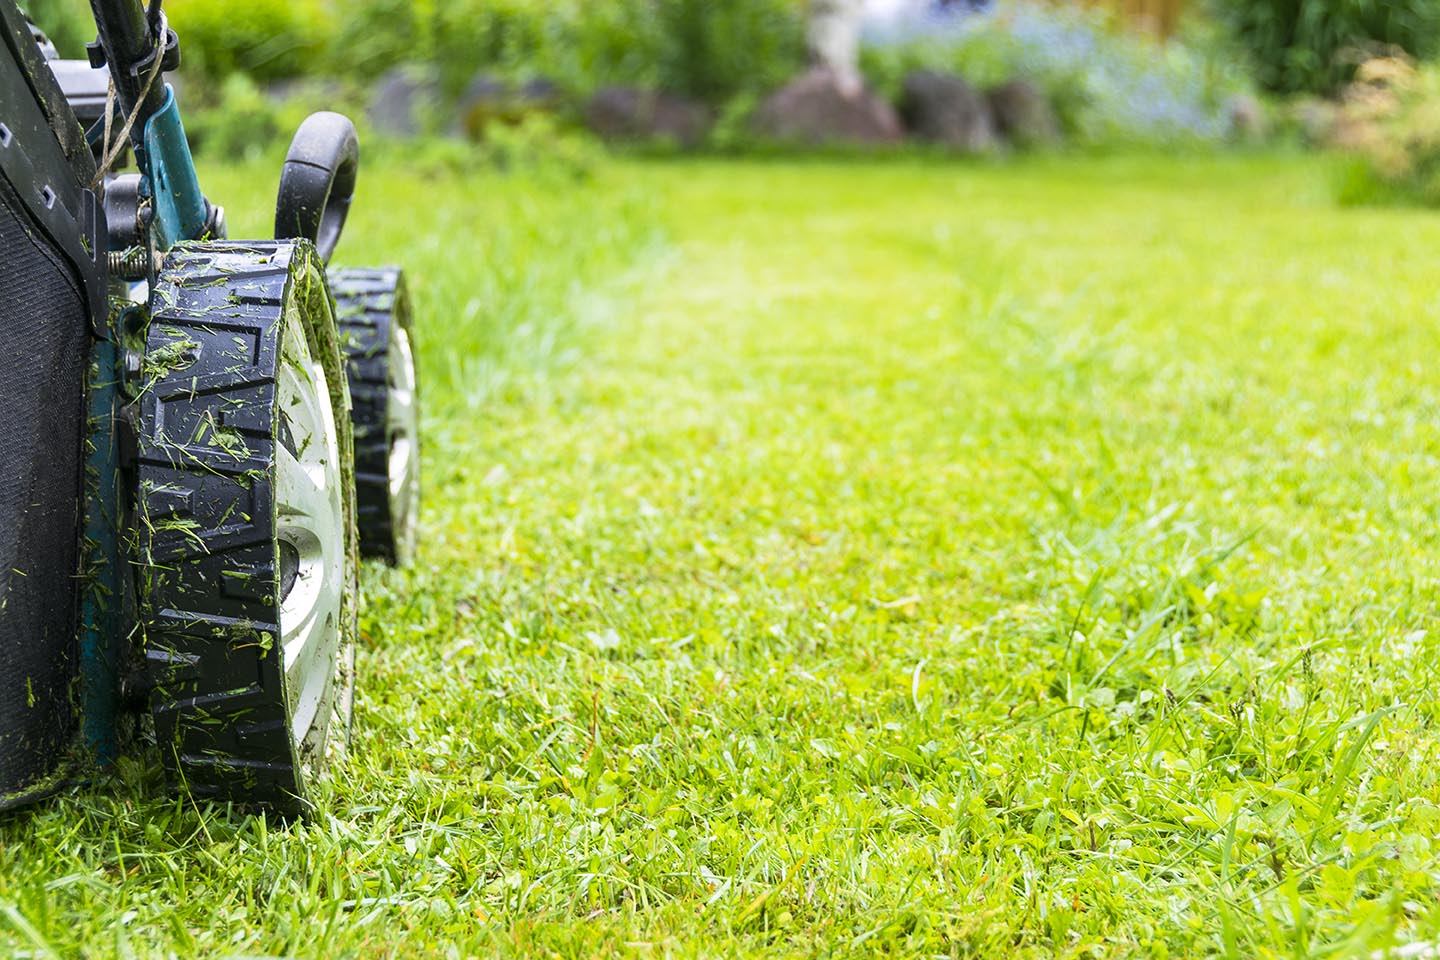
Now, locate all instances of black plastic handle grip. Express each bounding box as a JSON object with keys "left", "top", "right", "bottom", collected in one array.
[{"left": 274, "top": 111, "right": 358, "bottom": 264}]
